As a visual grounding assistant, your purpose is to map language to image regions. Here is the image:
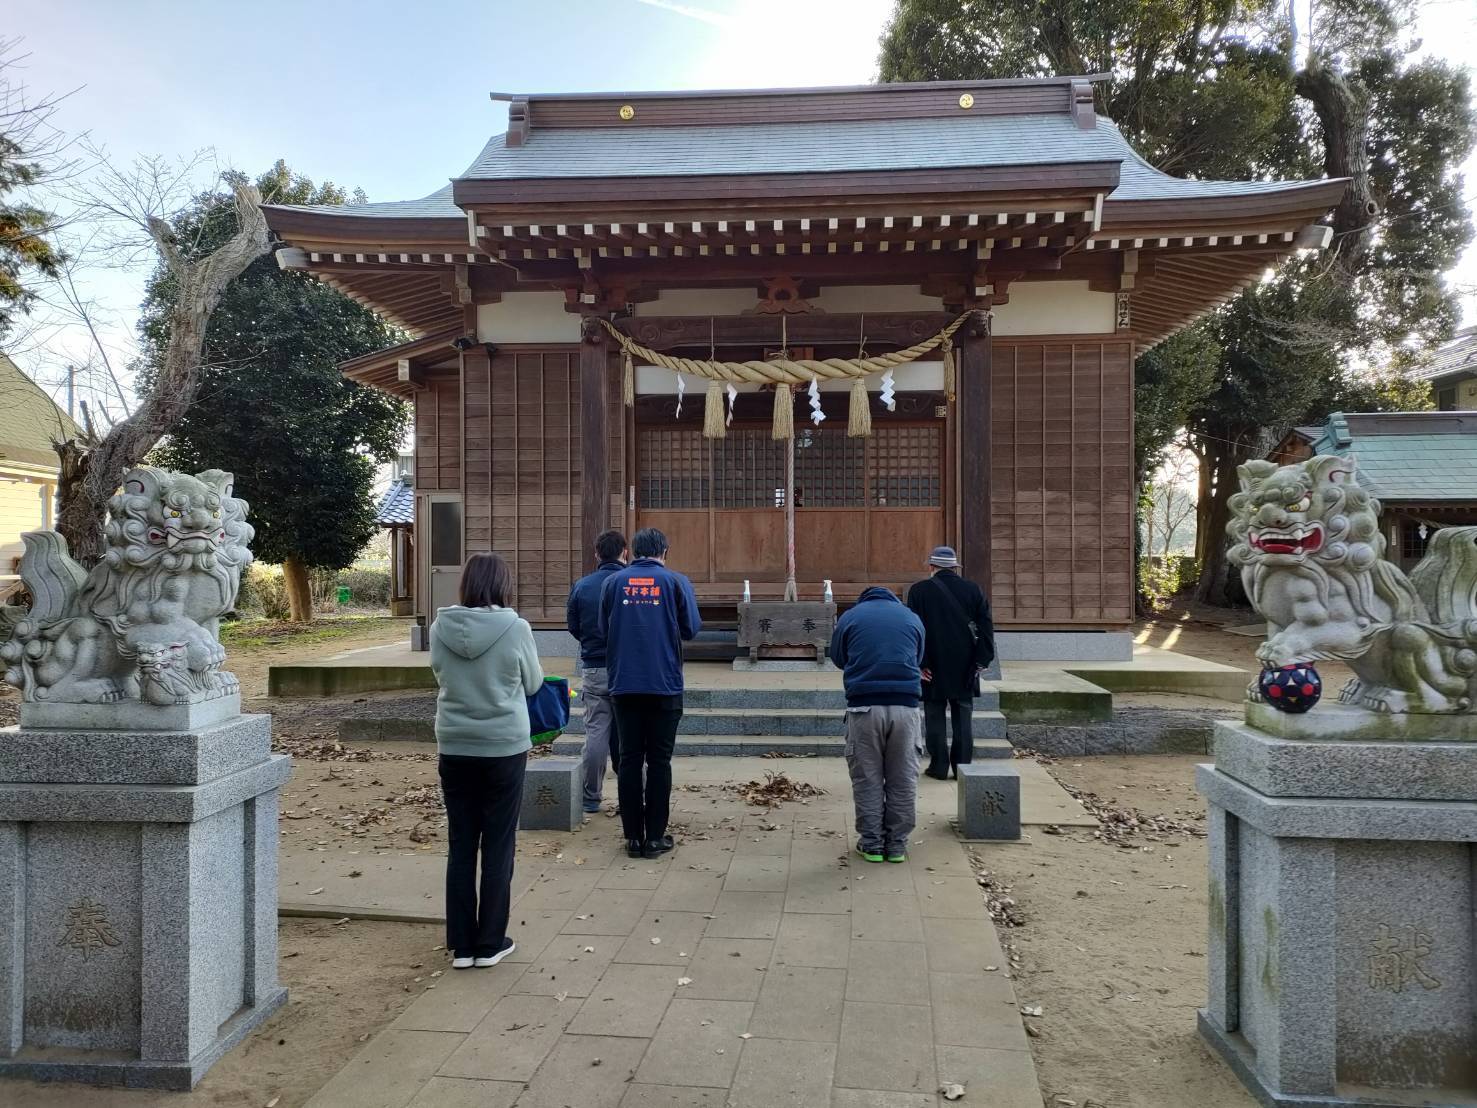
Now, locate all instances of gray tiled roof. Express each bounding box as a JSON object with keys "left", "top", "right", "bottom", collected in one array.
[
  {"left": 1408, "top": 327, "right": 1477, "bottom": 383},
  {"left": 275, "top": 112, "right": 1321, "bottom": 222},
  {"left": 1309, "top": 414, "right": 1477, "bottom": 501},
  {"left": 0, "top": 354, "right": 80, "bottom": 469},
  {"left": 375, "top": 477, "right": 414, "bottom": 526}
]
